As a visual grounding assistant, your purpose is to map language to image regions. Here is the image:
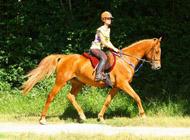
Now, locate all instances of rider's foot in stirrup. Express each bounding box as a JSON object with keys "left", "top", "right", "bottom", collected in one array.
[
  {"left": 95, "top": 73, "right": 105, "bottom": 82},
  {"left": 105, "top": 74, "right": 113, "bottom": 88}
]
